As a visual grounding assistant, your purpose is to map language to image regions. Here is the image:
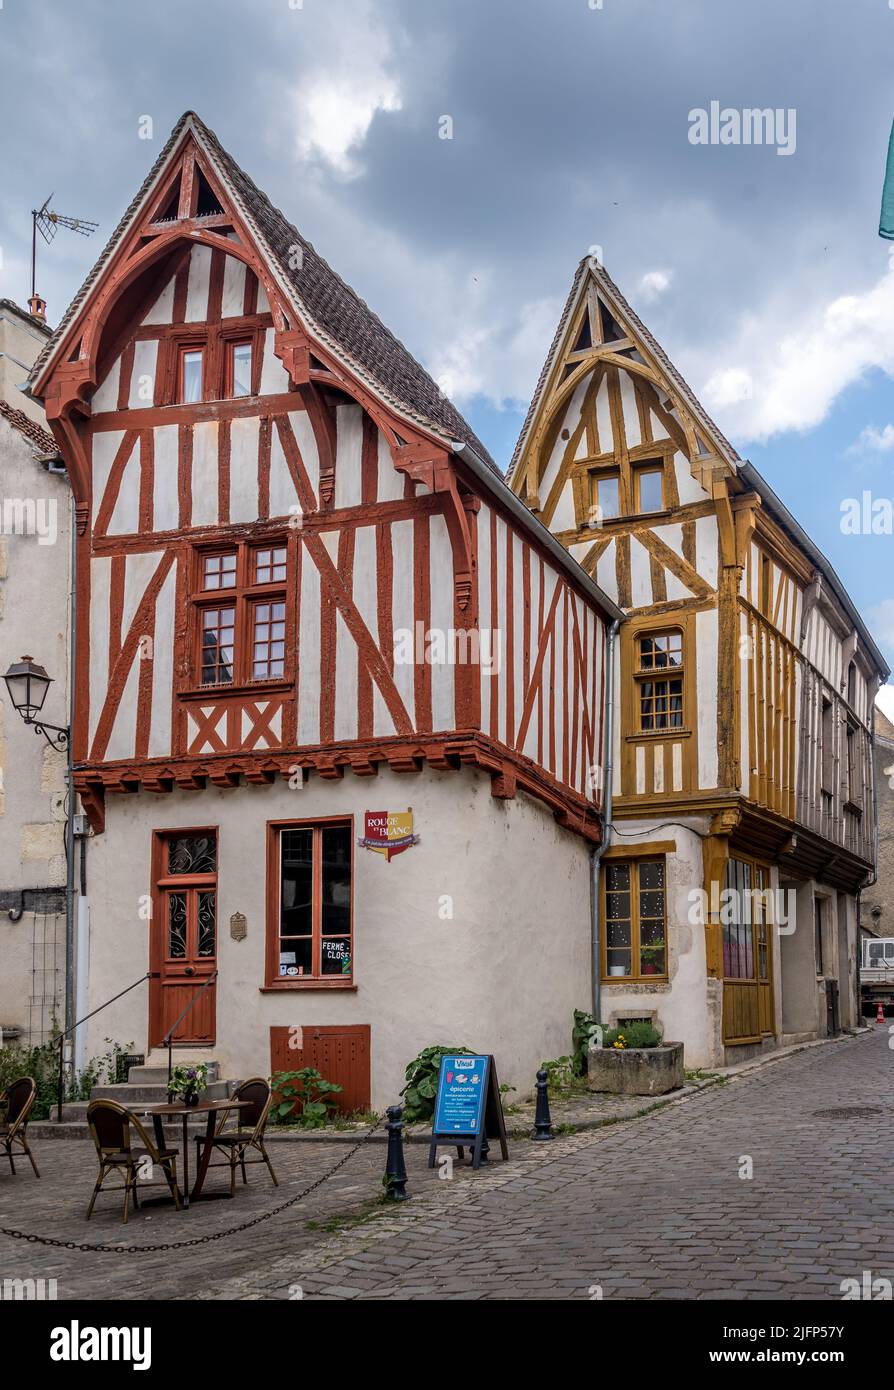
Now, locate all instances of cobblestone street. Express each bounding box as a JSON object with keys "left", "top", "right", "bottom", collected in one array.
[{"left": 1, "top": 1028, "right": 891, "bottom": 1302}]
